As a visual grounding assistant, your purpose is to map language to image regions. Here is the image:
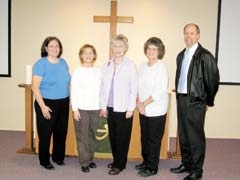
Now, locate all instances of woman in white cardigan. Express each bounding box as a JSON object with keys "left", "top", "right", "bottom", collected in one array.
[{"left": 136, "top": 37, "right": 169, "bottom": 177}]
